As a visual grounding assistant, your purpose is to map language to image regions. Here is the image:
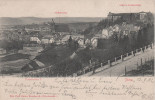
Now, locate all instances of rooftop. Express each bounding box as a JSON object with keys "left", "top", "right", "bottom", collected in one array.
[{"left": 108, "top": 12, "right": 148, "bottom": 16}]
